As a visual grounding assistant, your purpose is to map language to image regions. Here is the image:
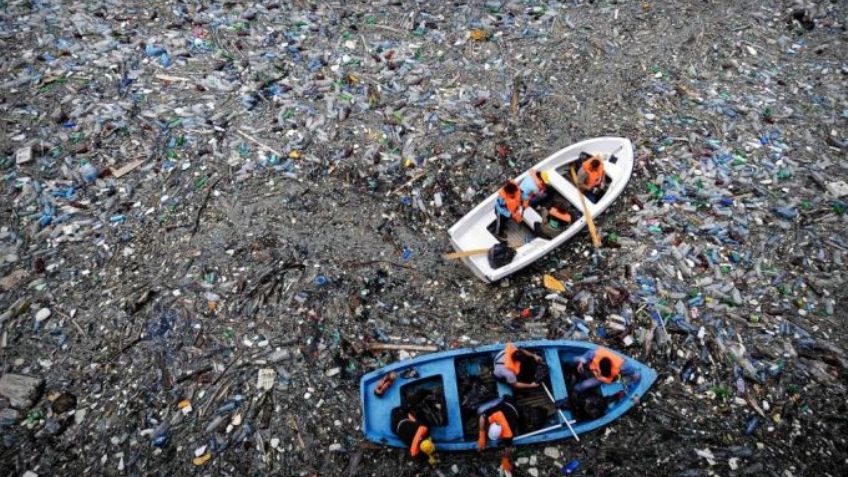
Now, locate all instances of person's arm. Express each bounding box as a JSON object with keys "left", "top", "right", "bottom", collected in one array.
[
  {"left": 519, "top": 348, "right": 543, "bottom": 363},
  {"left": 574, "top": 349, "right": 595, "bottom": 373},
  {"left": 477, "top": 416, "right": 487, "bottom": 451},
  {"left": 512, "top": 381, "right": 540, "bottom": 389}
]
